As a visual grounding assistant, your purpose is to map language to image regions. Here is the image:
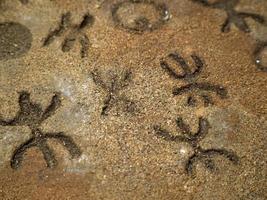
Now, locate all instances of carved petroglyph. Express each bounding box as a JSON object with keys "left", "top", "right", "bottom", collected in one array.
[{"left": 0, "top": 91, "right": 81, "bottom": 169}]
